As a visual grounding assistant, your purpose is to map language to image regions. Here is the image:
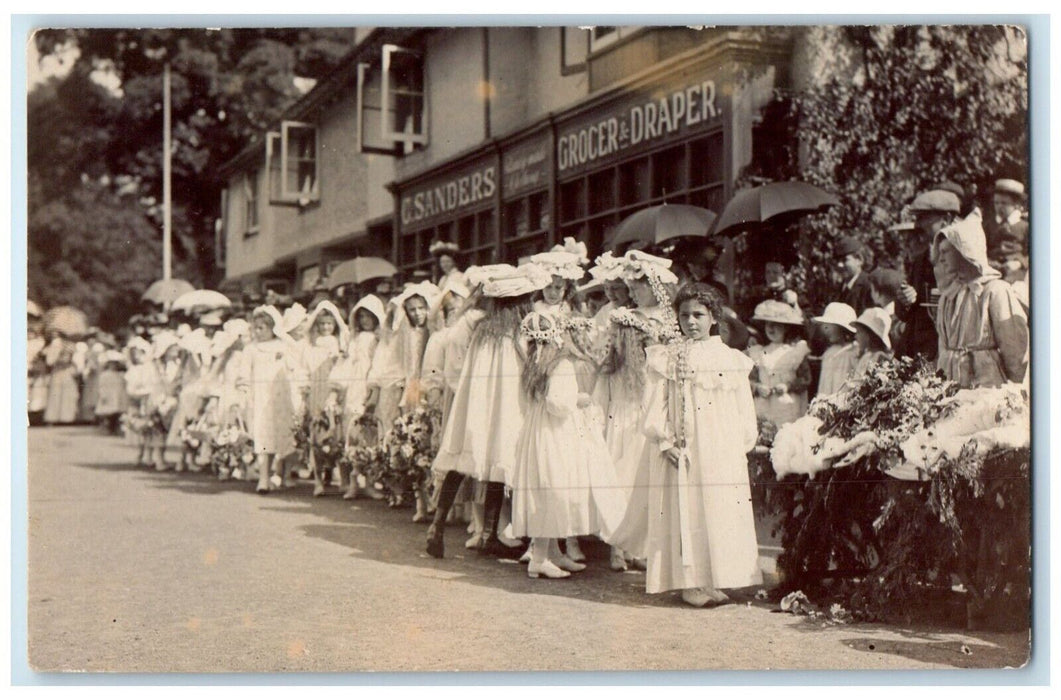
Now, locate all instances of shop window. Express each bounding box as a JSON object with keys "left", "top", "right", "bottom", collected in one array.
[
  {"left": 619, "top": 157, "right": 651, "bottom": 204},
  {"left": 689, "top": 133, "right": 724, "bottom": 188},
  {"left": 652, "top": 145, "right": 688, "bottom": 200},
  {"left": 589, "top": 170, "right": 616, "bottom": 212},
  {"left": 281, "top": 121, "right": 319, "bottom": 205},
  {"left": 243, "top": 171, "right": 259, "bottom": 236}
]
